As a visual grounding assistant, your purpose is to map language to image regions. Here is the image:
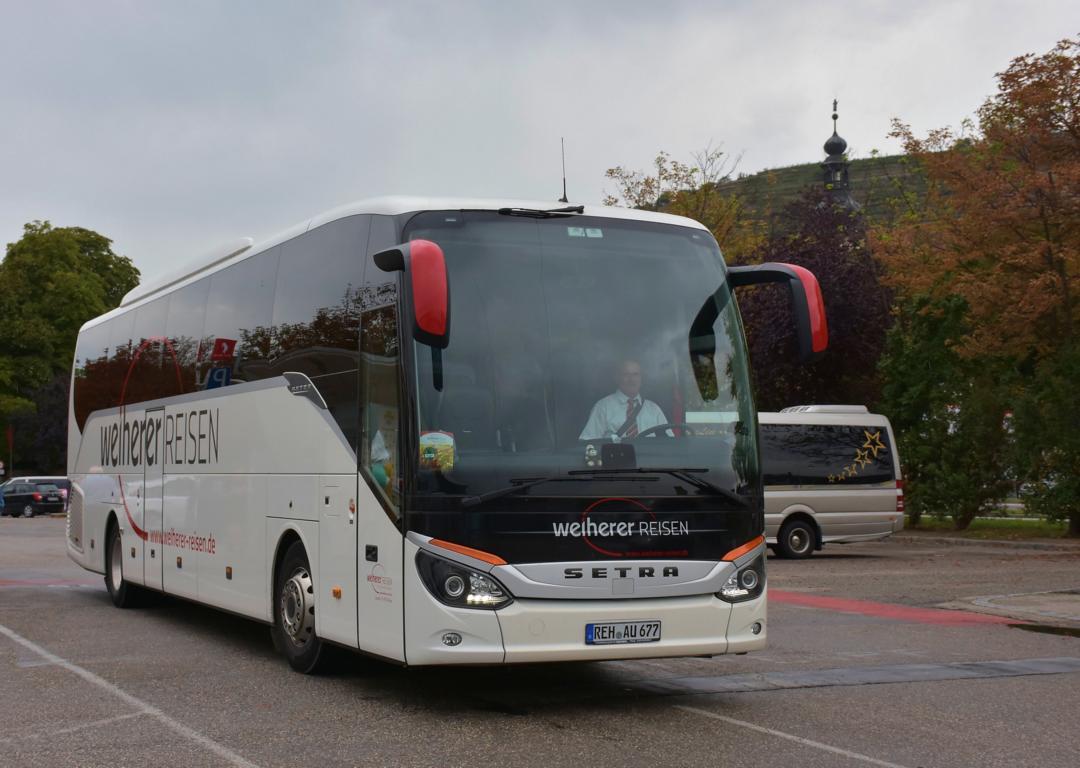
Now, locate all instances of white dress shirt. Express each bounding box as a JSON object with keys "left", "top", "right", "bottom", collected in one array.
[{"left": 579, "top": 391, "right": 669, "bottom": 440}]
